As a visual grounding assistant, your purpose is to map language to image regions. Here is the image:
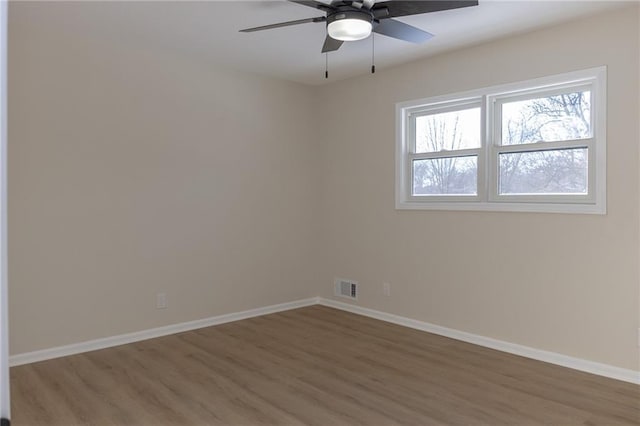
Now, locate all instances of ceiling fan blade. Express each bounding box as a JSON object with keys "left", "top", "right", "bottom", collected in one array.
[
  {"left": 373, "top": 0, "right": 478, "bottom": 19},
  {"left": 288, "top": 0, "right": 335, "bottom": 12},
  {"left": 240, "top": 16, "right": 326, "bottom": 33},
  {"left": 321, "top": 35, "right": 344, "bottom": 53},
  {"left": 373, "top": 18, "right": 433, "bottom": 43}
]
